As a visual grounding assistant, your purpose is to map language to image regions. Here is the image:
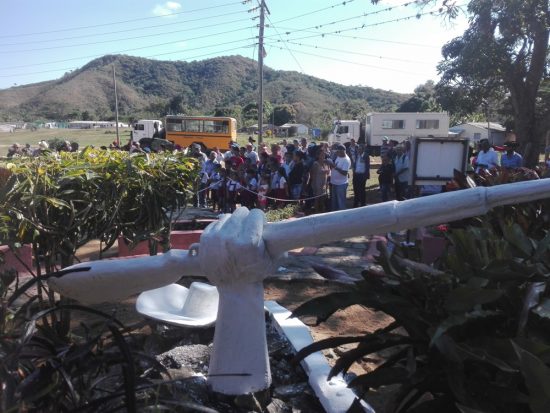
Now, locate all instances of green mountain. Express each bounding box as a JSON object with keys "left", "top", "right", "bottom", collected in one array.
[{"left": 0, "top": 54, "right": 409, "bottom": 127}]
